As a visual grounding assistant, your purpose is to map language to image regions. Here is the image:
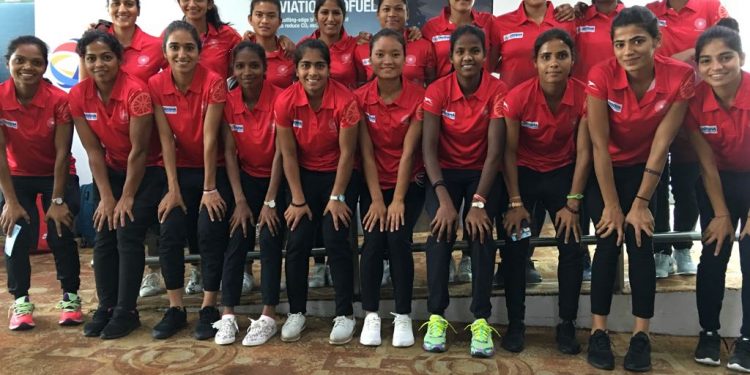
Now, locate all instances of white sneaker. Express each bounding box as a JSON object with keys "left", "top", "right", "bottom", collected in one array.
[
  {"left": 674, "top": 248, "right": 697, "bottom": 275},
  {"left": 242, "top": 272, "right": 254, "bottom": 295},
  {"left": 381, "top": 261, "right": 391, "bottom": 287},
  {"left": 330, "top": 315, "right": 356, "bottom": 345},
  {"left": 448, "top": 257, "right": 457, "bottom": 283},
  {"left": 213, "top": 315, "right": 239, "bottom": 345},
  {"left": 281, "top": 313, "right": 306, "bottom": 342},
  {"left": 359, "top": 313, "right": 381, "bottom": 346},
  {"left": 654, "top": 253, "right": 675, "bottom": 279},
  {"left": 139, "top": 272, "right": 165, "bottom": 297},
  {"left": 185, "top": 268, "right": 204, "bottom": 294},
  {"left": 242, "top": 316, "right": 278, "bottom": 346},
  {"left": 457, "top": 255, "right": 472, "bottom": 283},
  {"left": 391, "top": 312, "right": 414, "bottom": 347},
  {"left": 309, "top": 264, "right": 326, "bottom": 288}
]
